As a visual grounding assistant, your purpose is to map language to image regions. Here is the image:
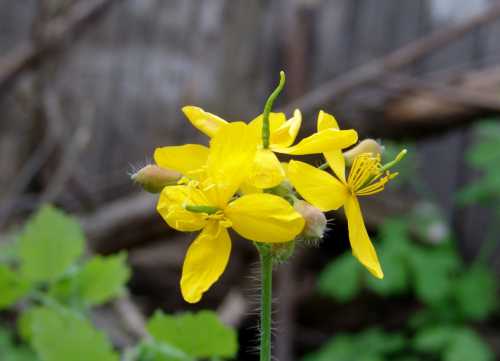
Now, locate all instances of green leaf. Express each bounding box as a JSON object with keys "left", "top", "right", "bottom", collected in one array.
[
  {"left": 301, "top": 330, "right": 403, "bottom": 361},
  {"left": 76, "top": 253, "right": 131, "bottom": 306},
  {"left": 18, "top": 308, "right": 36, "bottom": 342},
  {"left": 30, "top": 307, "right": 119, "bottom": 361},
  {"left": 377, "top": 218, "right": 409, "bottom": 247},
  {"left": 0, "top": 265, "right": 31, "bottom": 309},
  {"left": 19, "top": 205, "right": 84, "bottom": 283},
  {"left": 412, "top": 325, "right": 456, "bottom": 353},
  {"left": 0, "top": 239, "right": 21, "bottom": 264},
  {"left": 317, "top": 252, "right": 362, "bottom": 302},
  {"left": 457, "top": 173, "right": 500, "bottom": 206},
  {"left": 408, "top": 247, "right": 460, "bottom": 305},
  {"left": 459, "top": 120, "right": 500, "bottom": 206},
  {"left": 356, "top": 328, "right": 406, "bottom": 355},
  {"left": 0, "top": 325, "right": 39, "bottom": 361},
  {"left": 135, "top": 340, "right": 192, "bottom": 361},
  {"left": 453, "top": 265, "right": 497, "bottom": 321},
  {"left": 366, "top": 246, "right": 408, "bottom": 296},
  {"left": 147, "top": 310, "right": 237, "bottom": 359},
  {"left": 301, "top": 335, "right": 355, "bottom": 361},
  {"left": 444, "top": 329, "right": 494, "bottom": 361},
  {"left": 466, "top": 123, "right": 500, "bottom": 169}
]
